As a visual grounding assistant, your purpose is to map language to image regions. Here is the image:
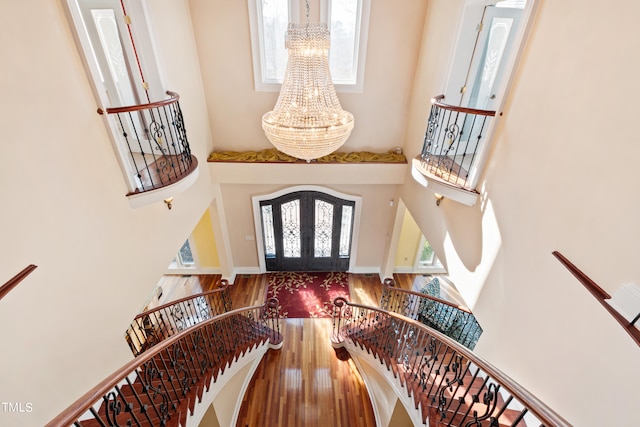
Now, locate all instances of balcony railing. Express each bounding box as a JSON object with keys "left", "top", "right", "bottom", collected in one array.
[
  {"left": 417, "top": 95, "right": 496, "bottom": 190},
  {"left": 125, "top": 280, "right": 233, "bottom": 356},
  {"left": 332, "top": 298, "right": 570, "bottom": 427},
  {"left": 98, "top": 91, "right": 197, "bottom": 195},
  {"left": 47, "top": 299, "right": 281, "bottom": 427},
  {"left": 380, "top": 278, "right": 482, "bottom": 350}
]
